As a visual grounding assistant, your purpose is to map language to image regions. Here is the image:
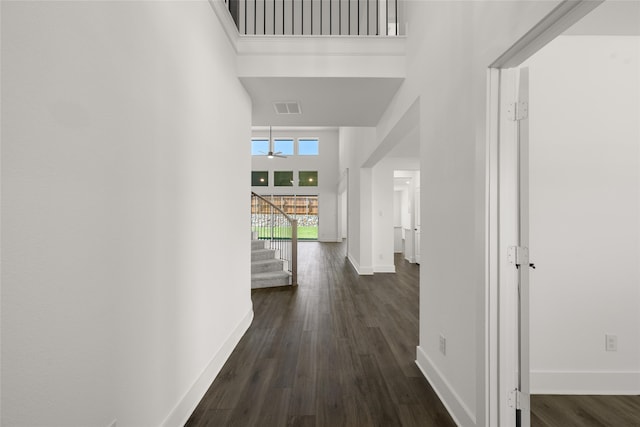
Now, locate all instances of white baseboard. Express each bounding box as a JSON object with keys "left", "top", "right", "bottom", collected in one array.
[
  {"left": 161, "top": 307, "right": 254, "bottom": 427},
  {"left": 347, "top": 252, "right": 374, "bottom": 275},
  {"left": 416, "top": 346, "right": 476, "bottom": 427},
  {"left": 531, "top": 370, "right": 640, "bottom": 395},
  {"left": 374, "top": 264, "right": 396, "bottom": 273},
  {"left": 404, "top": 255, "right": 415, "bottom": 263}
]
